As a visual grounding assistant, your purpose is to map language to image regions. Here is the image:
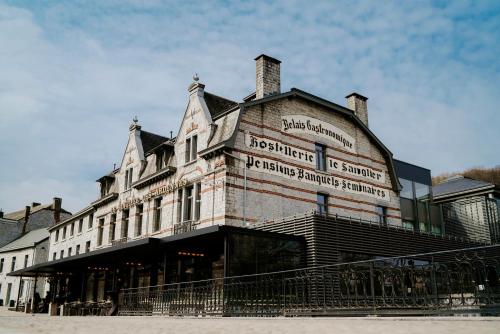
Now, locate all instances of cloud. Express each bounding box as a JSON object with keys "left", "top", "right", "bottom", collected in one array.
[{"left": 0, "top": 0, "right": 499, "bottom": 212}]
